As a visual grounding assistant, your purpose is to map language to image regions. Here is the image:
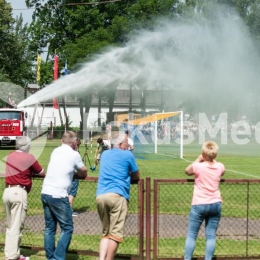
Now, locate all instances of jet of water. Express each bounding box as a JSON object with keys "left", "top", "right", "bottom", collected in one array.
[{"left": 18, "top": 12, "right": 260, "bottom": 118}]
